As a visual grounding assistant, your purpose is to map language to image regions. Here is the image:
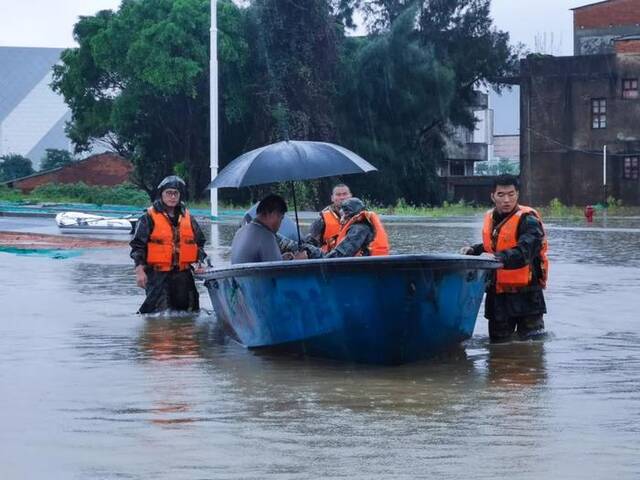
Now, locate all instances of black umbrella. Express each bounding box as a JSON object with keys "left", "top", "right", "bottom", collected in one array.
[{"left": 208, "top": 140, "right": 377, "bottom": 244}]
